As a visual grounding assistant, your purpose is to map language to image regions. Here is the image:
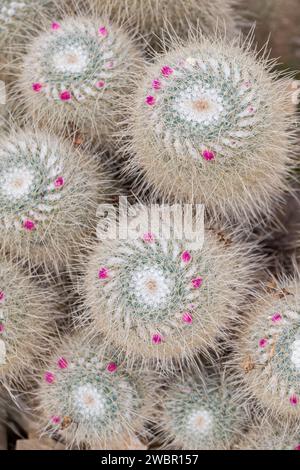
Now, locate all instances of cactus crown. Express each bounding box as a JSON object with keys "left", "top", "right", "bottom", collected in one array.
[
  {"left": 26, "top": 16, "right": 130, "bottom": 104},
  {"left": 38, "top": 337, "right": 145, "bottom": 448},
  {"left": 159, "top": 374, "right": 246, "bottom": 450},
  {"left": 127, "top": 35, "right": 295, "bottom": 224},
  {"left": 83, "top": 227, "right": 256, "bottom": 367}
]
